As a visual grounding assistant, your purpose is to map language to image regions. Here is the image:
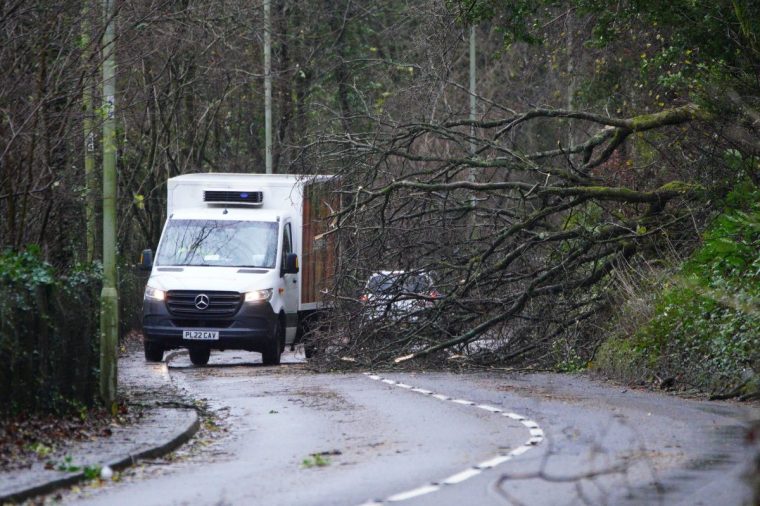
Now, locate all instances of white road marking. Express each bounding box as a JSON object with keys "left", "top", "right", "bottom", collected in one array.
[
  {"left": 509, "top": 446, "right": 531, "bottom": 456},
  {"left": 475, "top": 455, "right": 513, "bottom": 469},
  {"left": 476, "top": 404, "right": 502, "bottom": 413},
  {"left": 441, "top": 468, "right": 482, "bottom": 484},
  {"left": 386, "top": 484, "right": 441, "bottom": 502},
  {"left": 362, "top": 373, "right": 544, "bottom": 504}
]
